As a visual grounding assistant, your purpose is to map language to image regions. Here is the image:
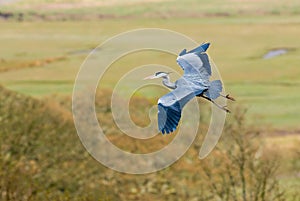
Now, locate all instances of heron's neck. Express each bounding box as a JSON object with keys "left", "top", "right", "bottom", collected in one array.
[{"left": 162, "top": 76, "right": 176, "bottom": 89}]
